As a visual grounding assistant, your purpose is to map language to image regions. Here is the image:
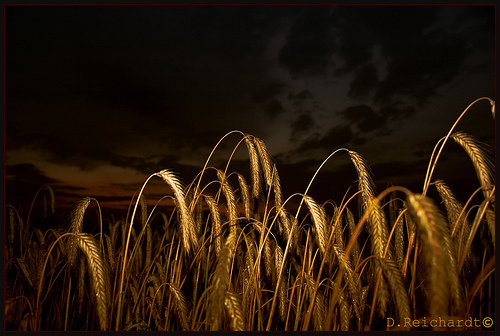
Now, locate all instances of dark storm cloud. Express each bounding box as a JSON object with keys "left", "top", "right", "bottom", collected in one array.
[
  {"left": 288, "top": 90, "right": 314, "bottom": 106},
  {"left": 6, "top": 5, "right": 295, "bottom": 169},
  {"left": 334, "top": 5, "right": 491, "bottom": 106},
  {"left": 378, "top": 105, "right": 416, "bottom": 121},
  {"left": 5, "top": 164, "right": 64, "bottom": 209},
  {"left": 298, "top": 124, "right": 356, "bottom": 152},
  {"left": 5, "top": 164, "right": 60, "bottom": 185},
  {"left": 290, "top": 113, "right": 316, "bottom": 138},
  {"left": 6, "top": 131, "right": 114, "bottom": 171},
  {"left": 371, "top": 159, "right": 428, "bottom": 182},
  {"left": 334, "top": 103, "right": 416, "bottom": 140},
  {"left": 264, "top": 99, "right": 285, "bottom": 120},
  {"left": 278, "top": 6, "right": 337, "bottom": 77},
  {"left": 348, "top": 64, "right": 379, "bottom": 98},
  {"left": 373, "top": 31, "right": 470, "bottom": 106},
  {"left": 277, "top": 5, "right": 493, "bottom": 107},
  {"left": 338, "top": 105, "right": 386, "bottom": 133}
]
